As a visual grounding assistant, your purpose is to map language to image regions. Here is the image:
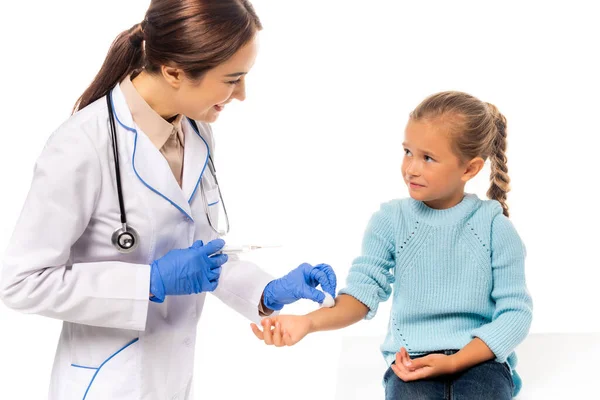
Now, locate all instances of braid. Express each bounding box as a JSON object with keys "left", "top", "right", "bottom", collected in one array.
[
  {"left": 410, "top": 92, "right": 513, "bottom": 217},
  {"left": 486, "top": 103, "right": 510, "bottom": 217}
]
